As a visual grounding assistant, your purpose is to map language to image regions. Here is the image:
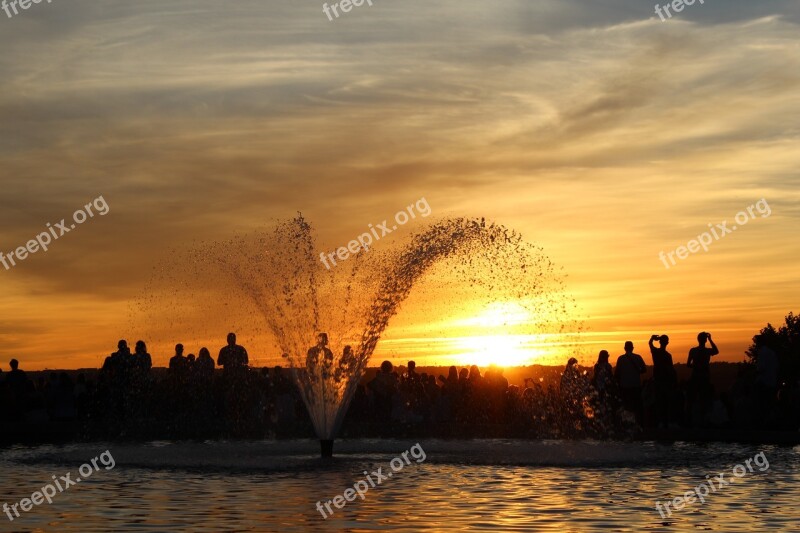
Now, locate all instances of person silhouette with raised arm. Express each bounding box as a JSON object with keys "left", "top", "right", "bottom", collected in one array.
[
  {"left": 687, "top": 331, "right": 719, "bottom": 425},
  {"left": 687, "top": 332, "right": 719, "bottom": 376},
  {"left": 649, "top": 334, "right": 677, "bottom": 429}
]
